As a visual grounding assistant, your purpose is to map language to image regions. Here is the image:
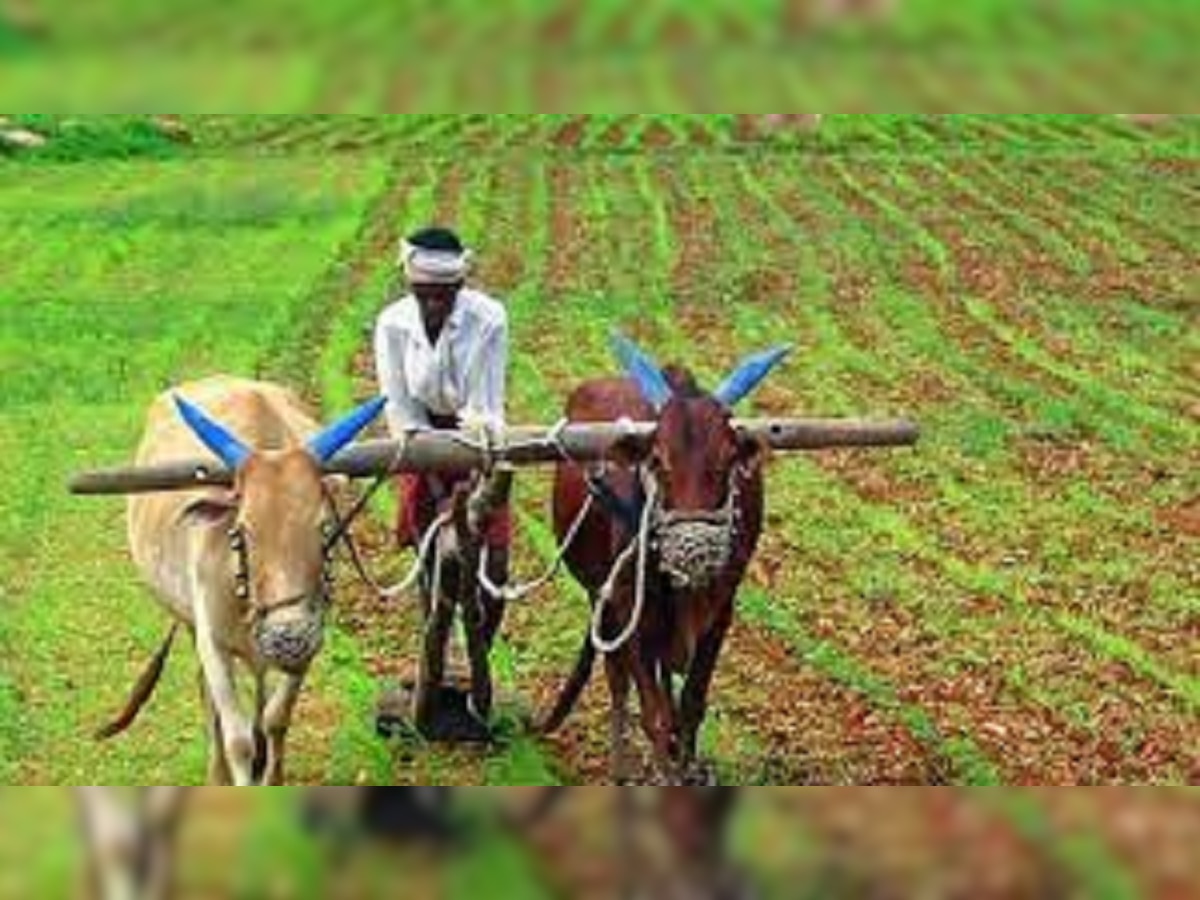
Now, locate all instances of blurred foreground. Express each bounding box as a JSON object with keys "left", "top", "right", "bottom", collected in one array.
[
  {"left": 1, "top": 1, "right": 1197, "bottom": 109},
  {"left": 1, "top": 789, "right": 1197, "bottom": 899}
]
